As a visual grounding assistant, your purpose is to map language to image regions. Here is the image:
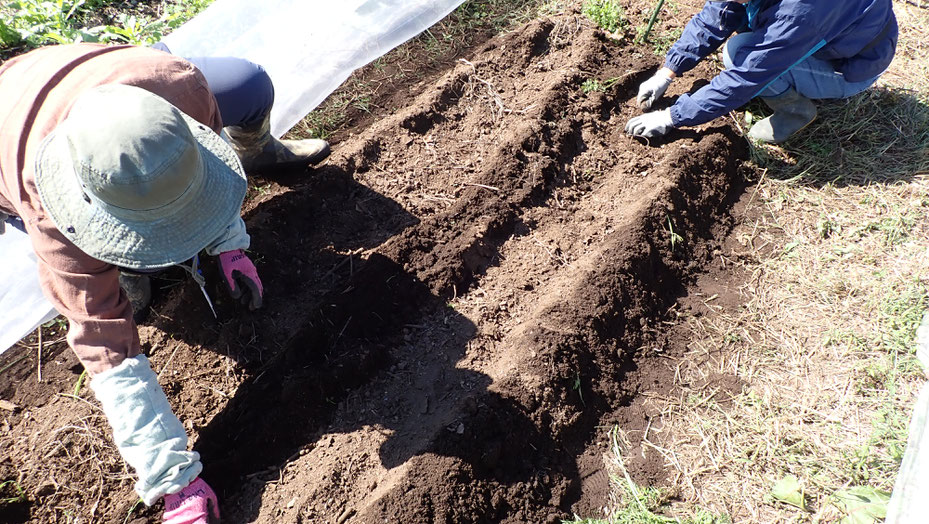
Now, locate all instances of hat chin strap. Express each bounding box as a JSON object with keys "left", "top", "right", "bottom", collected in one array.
[{"left": 174, "top": 255, "right": 206, "bottom": 287}]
